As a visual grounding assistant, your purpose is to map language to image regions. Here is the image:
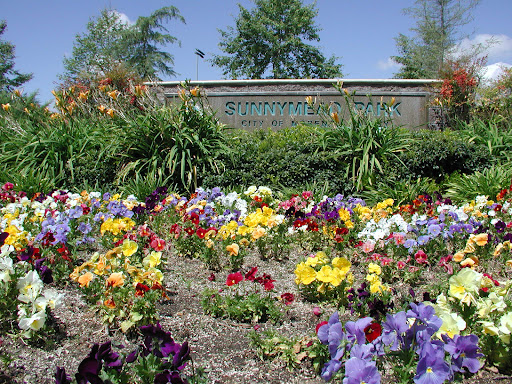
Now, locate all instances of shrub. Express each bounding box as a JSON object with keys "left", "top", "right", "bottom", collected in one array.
[
  {"left": 201, "top": 126, "right": 351, "bottom": 196},
  {"left": 443, "top": 163, "right": 512, "bottom": 203},
  {"left": 118, "top": 83, "right": 230, "bottom": 193},
  {"left": 315, "top": 85, "right": 411, "bottom": 192},
  {"left": 394, "top": 129, "right": 493, "bottom": 182}
]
